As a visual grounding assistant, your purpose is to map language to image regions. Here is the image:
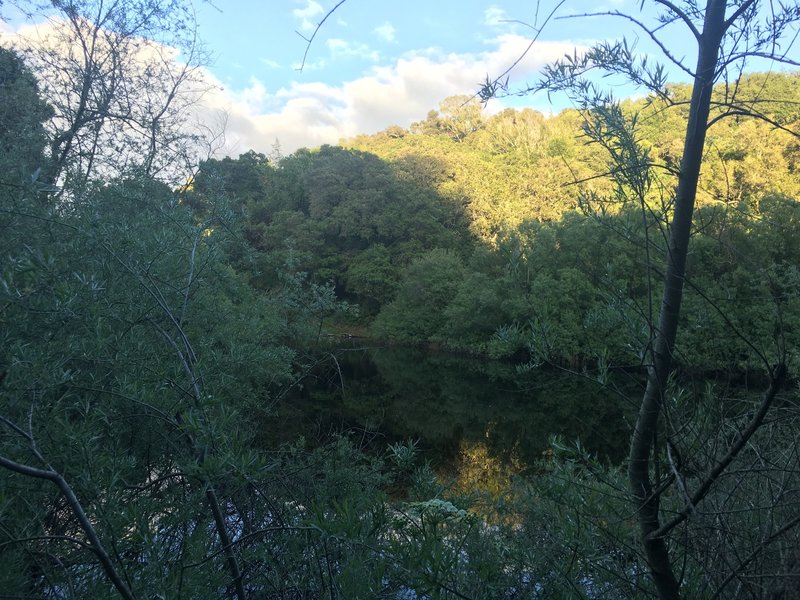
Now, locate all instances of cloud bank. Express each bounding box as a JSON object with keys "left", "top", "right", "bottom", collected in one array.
[
  {"left": 204, "top": 34, "right": 580, "bottom": 156},
  {"left": 2, "top": 15, "right": 582, "bottom": 158}
]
